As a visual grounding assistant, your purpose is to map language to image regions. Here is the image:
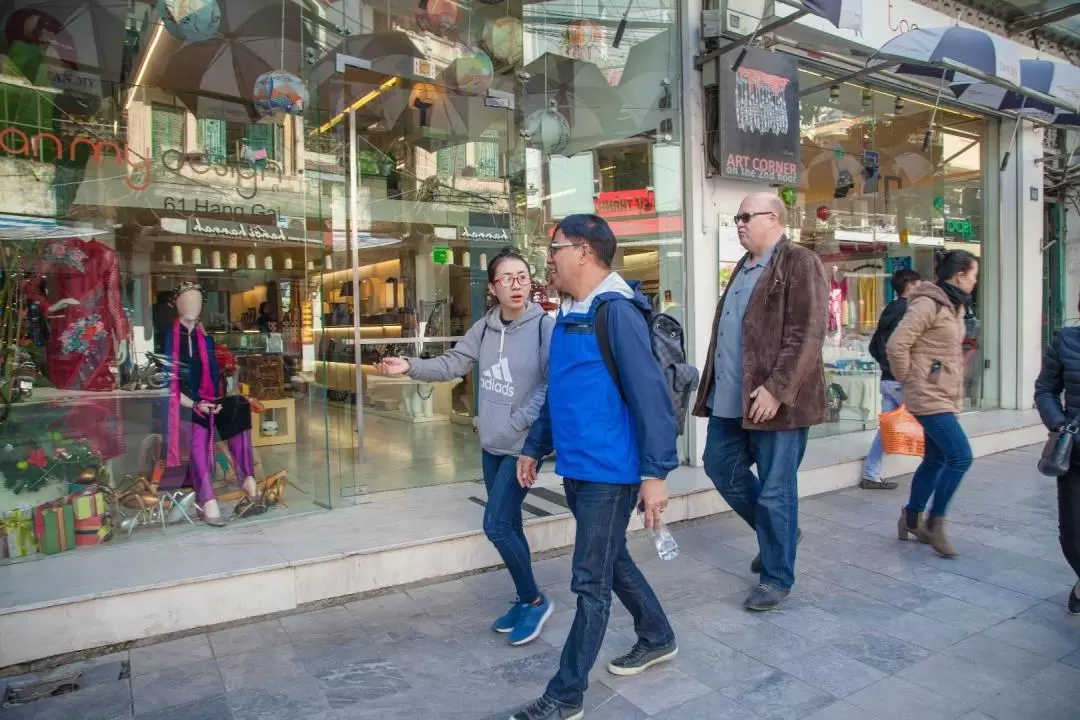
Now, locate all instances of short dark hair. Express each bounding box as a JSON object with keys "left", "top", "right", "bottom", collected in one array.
[
  {"left": 486, "top": 248, "right": 529, "bottom": 284},
  {"left": 890, "top": 269, "right": 921, "bottom": 296},
  {"left": 552, "top": 213, "right": 617, "bottom": 268},
  {"left": 934, "top": 249, "right": 978, "bottom": 282}
]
